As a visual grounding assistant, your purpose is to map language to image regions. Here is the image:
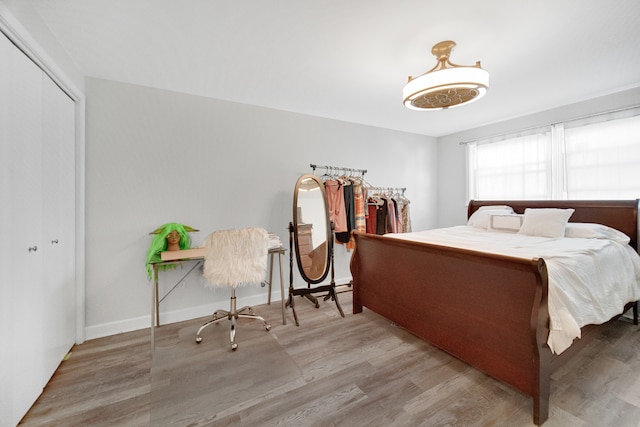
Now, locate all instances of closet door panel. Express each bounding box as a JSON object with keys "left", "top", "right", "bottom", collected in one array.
[
  {"left": 0, "top": 32, "right": 14, "bottom": 427},
  {"left": 42, "top": 75, "right": 76, "bottom": 385},
  {"left": 3, "top": 34, "right": 45, "bottom": 425}
]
